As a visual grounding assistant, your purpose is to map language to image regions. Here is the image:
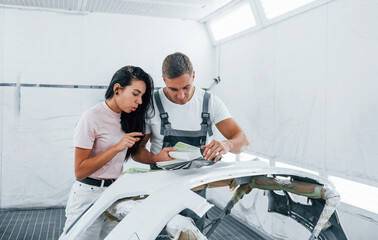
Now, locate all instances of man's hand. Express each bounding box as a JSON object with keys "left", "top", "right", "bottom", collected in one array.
[
  {"left": 201, "top": 140, "right": 233, "bottom": 162},
  {"left": 153, "top": 147, "right": 176, "bottom": 163}
]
